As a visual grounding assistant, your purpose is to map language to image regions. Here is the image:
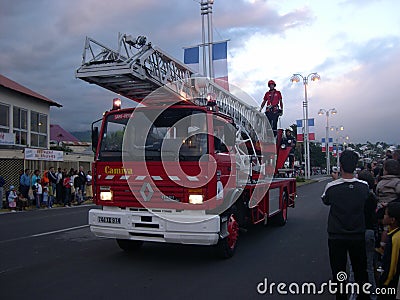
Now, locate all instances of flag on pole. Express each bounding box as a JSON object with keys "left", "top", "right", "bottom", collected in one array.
[
  {"left": 184, "top": 46, "right": 199, "bottom": 73},
  {"left": 297, "top": 133, "right": 303, "bottom": 142},
  {"left": 322, "top": 138, "right": 334, "bottom": 152},
  {"left": 328, "top": 138, "right": 333, "bottom": 152},
  {"left": 297, "top": 133, "right": 315, "bottom": 142},
  {"left": 332, "top": 145, "right": 343, "bottom": 157},
  {"left": 296, "top": 119, "right": 315, "bottom": 127},
  {"left": 212, "top": 41, "right": 229, "bottom": 90},
  {"left": 296, "top": 118, "right": 315, "bottom": 141},
  {"left": 333, "top": 146, "right": 338, "bottom": 157}
]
